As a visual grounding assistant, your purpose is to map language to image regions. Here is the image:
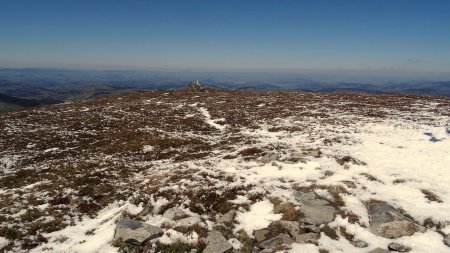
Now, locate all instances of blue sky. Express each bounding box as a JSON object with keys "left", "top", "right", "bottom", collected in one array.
[{"left": 1, "top": 0, "right": 450, "bottom": 76}]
